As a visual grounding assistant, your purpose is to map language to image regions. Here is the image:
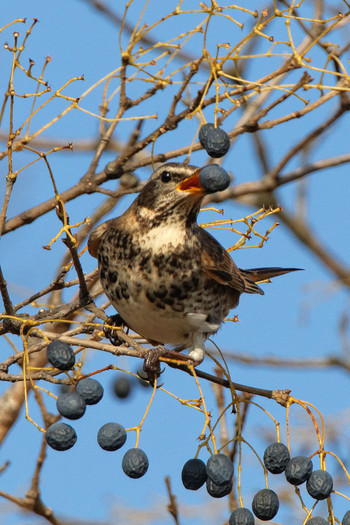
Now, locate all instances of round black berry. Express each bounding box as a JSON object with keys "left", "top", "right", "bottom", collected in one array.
[
  {"left": 285, "top": 456, "right": 313, "bottom": 485},
  {"left": 75, "top": 377, "right": 104, "bottom": 405},
  {"left": 113, "top": 376, "right": 132, "bottom": 399},
  {"left": 252, "top": 489, "right": 279, "bottom": 521},
  {"left": 97, "top": 422, "right": 127, "bottom": 451},
  {"left": 199, "top": 123, "right": 230, "bottom": 158},
  {"left": 206, "top": 477, "right": 233, "bottom": 498},
  {"left": 122, "top": 448, "right": 149, "bottom": 479},
  {"left": 181, "top": 458, "right": 207, "bottom": 490},
  {"left": 46, "top": 422, "right": 77, "bottom": 451},
  {"left": 199, "top": 164, "right": 230, "bottom": 194},
  {"left": 229, "top": 507, "right": 255, "bottom": 525},
  {"left": 56, "top": 392, "right": 86, "bottom": 420},
  {"left": 263, "top": 442, "right": 290, "bottom": 474},
  {"left": 306, "top": 470, "right": 333, "bottom": 500},
  {"left": 47, "top": 340, "right": 75, "bottom": 371},
  {"left": 206, "top": 453, "right": 233, "bottom": 486},
  {"left": 306, "top": 517, "right": 328, "bottom": 525},
  {"left": 342, "top": 511, "right": 350, "bottom": 525},
  {"left": 136, "top": 368, "right": 151, "bottom": 388}
]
